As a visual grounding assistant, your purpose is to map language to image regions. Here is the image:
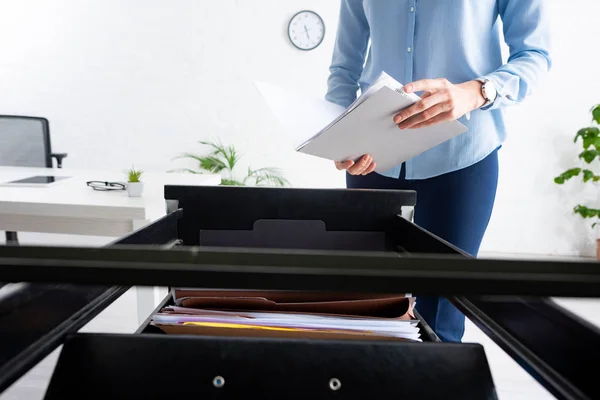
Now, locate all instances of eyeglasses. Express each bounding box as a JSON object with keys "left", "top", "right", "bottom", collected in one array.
[{"left": 86, "top": 181, "right": 126, "bottom": 191}]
